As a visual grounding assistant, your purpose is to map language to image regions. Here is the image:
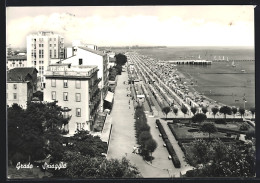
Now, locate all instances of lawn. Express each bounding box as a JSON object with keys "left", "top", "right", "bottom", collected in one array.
[{"left": 168, "top": 123, "right": 228, "bottom": 140}]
